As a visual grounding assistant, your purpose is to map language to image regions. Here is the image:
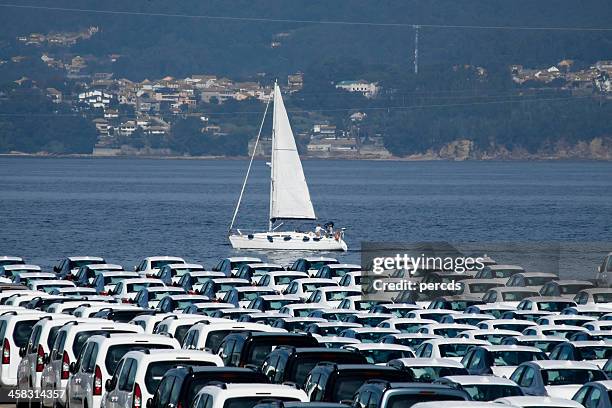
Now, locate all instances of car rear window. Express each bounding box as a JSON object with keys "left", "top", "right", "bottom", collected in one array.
[
  {"left": 105, "top": 344, "right": 174, "bottom": 373},
  {"left": 72, "top": 330, "right": 132, "bottom": 355},
  {"left": 127, "top": 282, "right": 163, "bottom": 292},
  {"left": 144, "top": 360, "right": 217, "bottom": 393},
  {"left": 13, "top": 320, "right": 38, "bottom": 347},
  {"left": 386, "top": 393, "right": 464, "bottom": 408},
  {"left": 223, "top": 397, "right": 299, "bottom": 408}
]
